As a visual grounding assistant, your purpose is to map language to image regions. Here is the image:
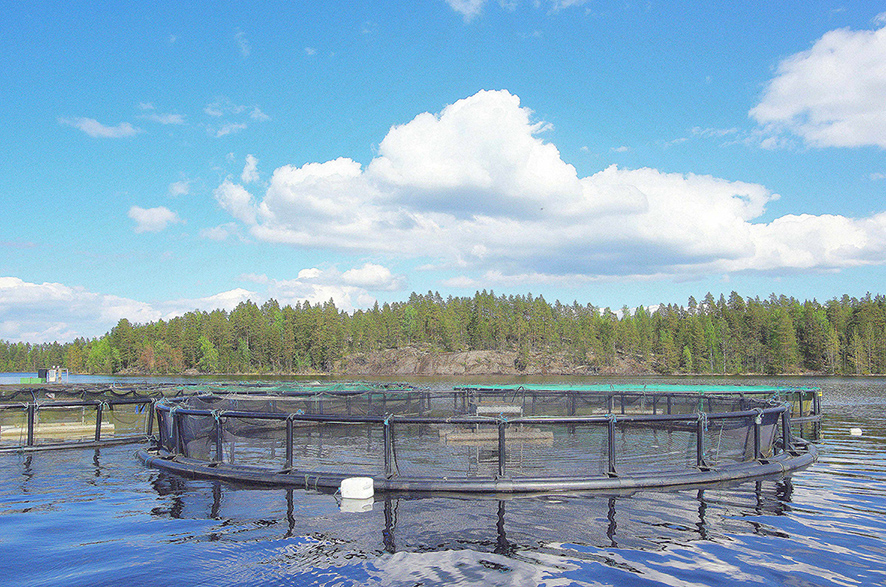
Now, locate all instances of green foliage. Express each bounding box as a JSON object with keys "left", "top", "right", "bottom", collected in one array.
[{"left": 5, "top": 291, "right": 886, "bottom": 375}]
